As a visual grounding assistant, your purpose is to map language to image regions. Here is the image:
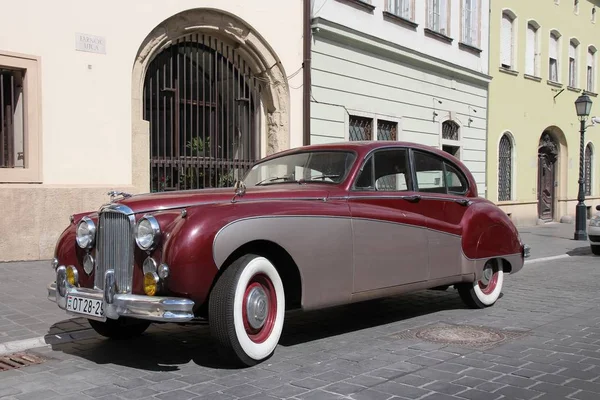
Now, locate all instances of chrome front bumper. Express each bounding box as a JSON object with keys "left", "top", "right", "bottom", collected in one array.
[{"left": 48, "top": 266, "right": 195, "bottom": 323}]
